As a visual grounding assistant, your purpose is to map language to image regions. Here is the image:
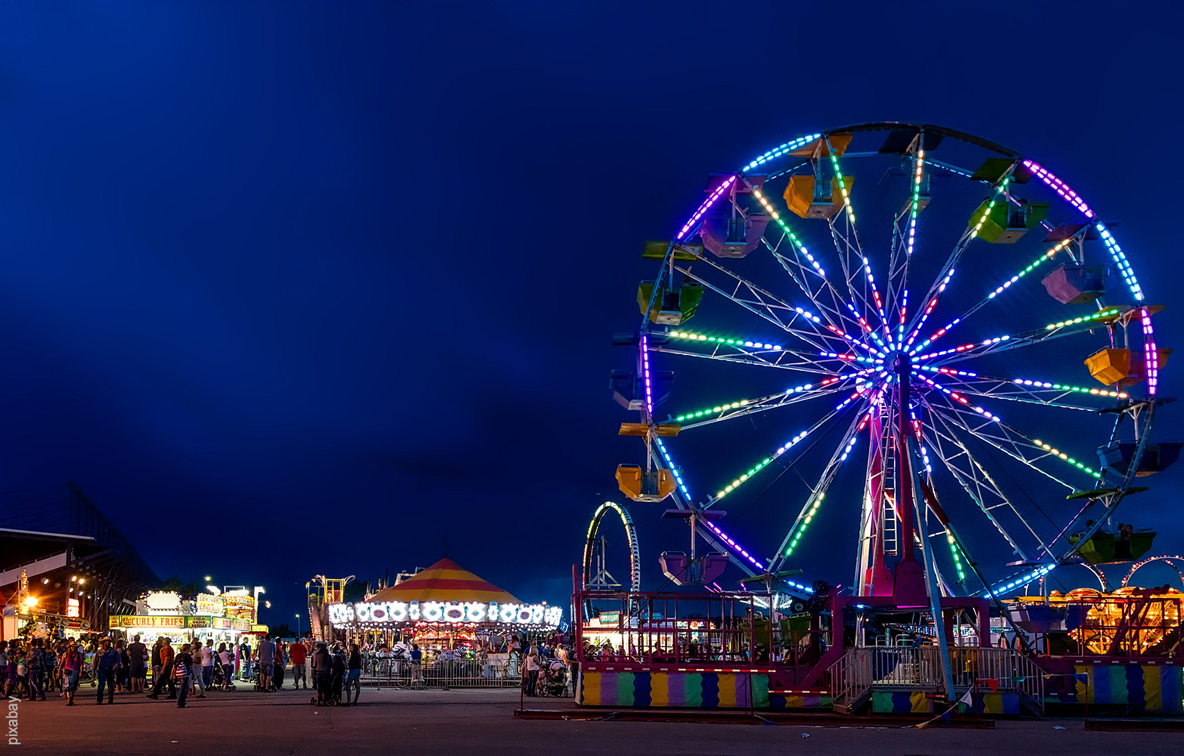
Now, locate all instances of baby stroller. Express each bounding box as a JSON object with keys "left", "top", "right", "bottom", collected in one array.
[
  {"left": 211, "top": 661, "right": 237, "bottom": 691},
  {"left": 539, "top": 660, "right": 567, "bottom": 697}
]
